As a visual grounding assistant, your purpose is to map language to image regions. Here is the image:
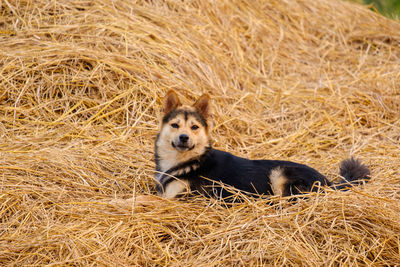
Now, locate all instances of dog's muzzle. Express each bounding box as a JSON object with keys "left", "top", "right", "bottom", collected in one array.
[{"left": 172, "top": 134, "right": 195, "bottom": 151}]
